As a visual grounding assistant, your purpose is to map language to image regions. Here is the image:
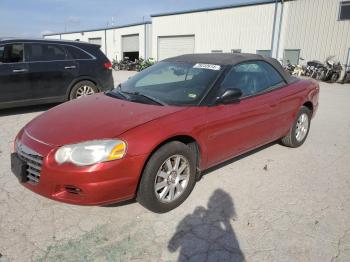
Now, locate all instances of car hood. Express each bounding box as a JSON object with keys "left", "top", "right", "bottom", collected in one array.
[{"left": 25, "top": 94, "right": 186, "bottom": 146}]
